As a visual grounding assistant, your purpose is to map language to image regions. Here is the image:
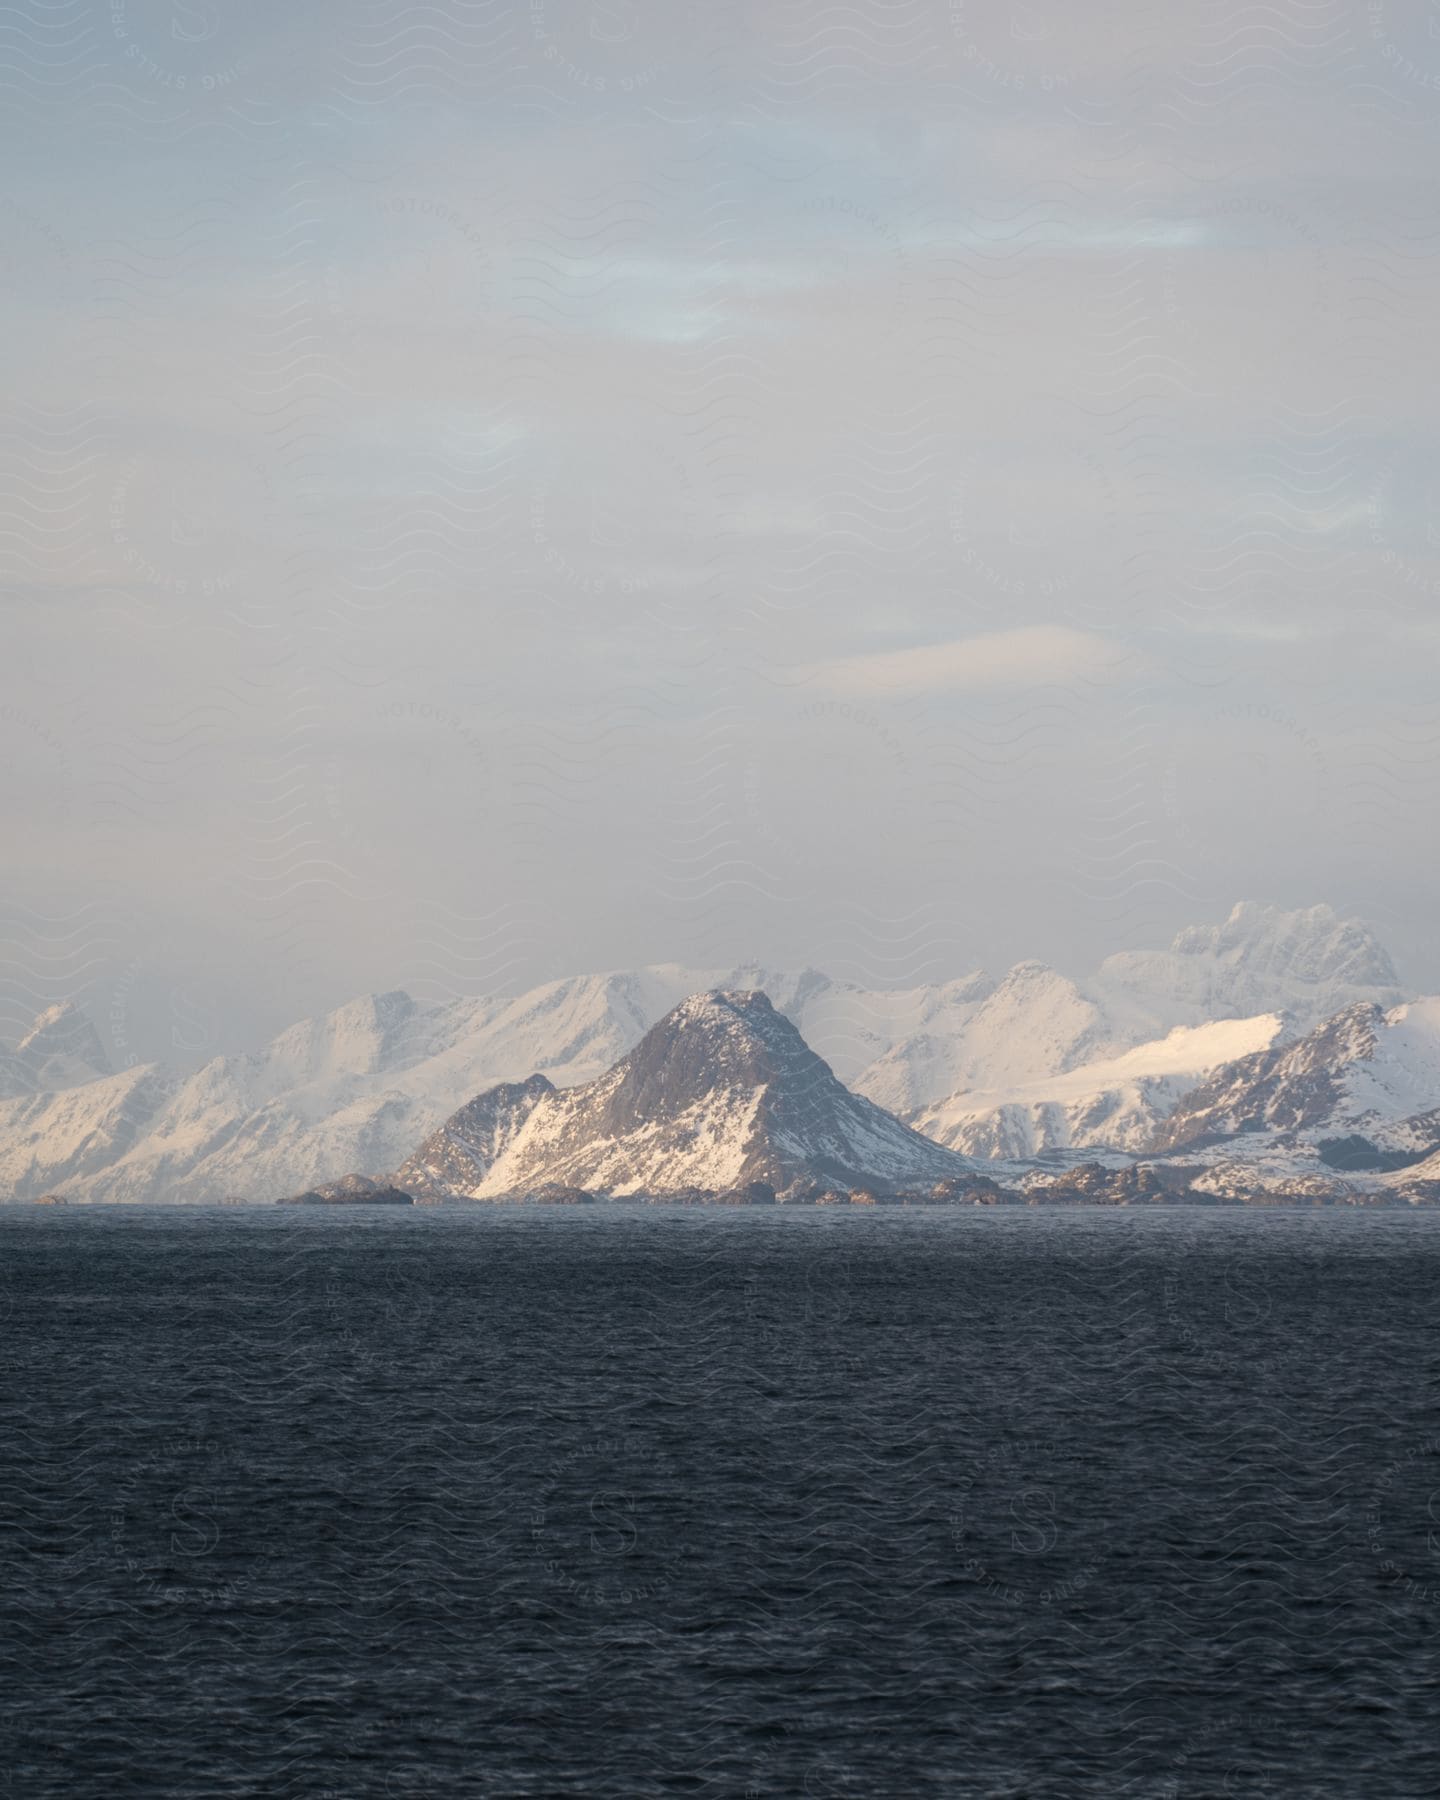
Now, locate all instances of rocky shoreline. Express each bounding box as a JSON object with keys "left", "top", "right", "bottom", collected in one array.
[{"left": 264, "top": 1164, "right": 1438, "bottom": 1208}]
